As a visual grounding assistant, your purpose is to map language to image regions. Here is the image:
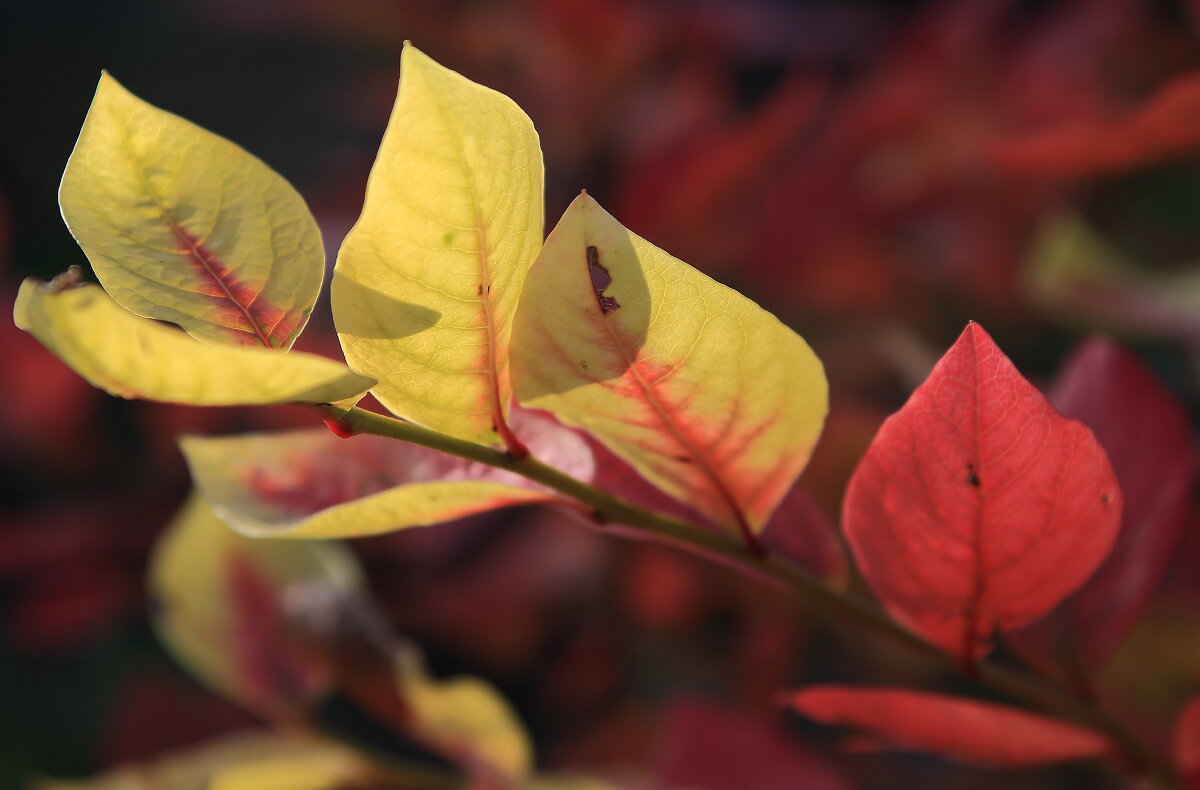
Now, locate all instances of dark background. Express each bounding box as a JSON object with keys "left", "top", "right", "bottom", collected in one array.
[{"left": 3, "top": 1, "right": 1200, "bottom": 789}]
